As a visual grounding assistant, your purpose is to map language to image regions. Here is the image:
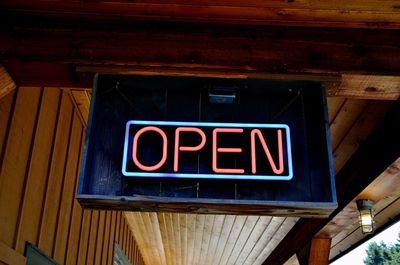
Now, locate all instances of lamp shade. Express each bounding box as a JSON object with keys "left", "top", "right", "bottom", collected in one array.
[{"left": 357, "top": 200, "right": 375, "bottom": 234}]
